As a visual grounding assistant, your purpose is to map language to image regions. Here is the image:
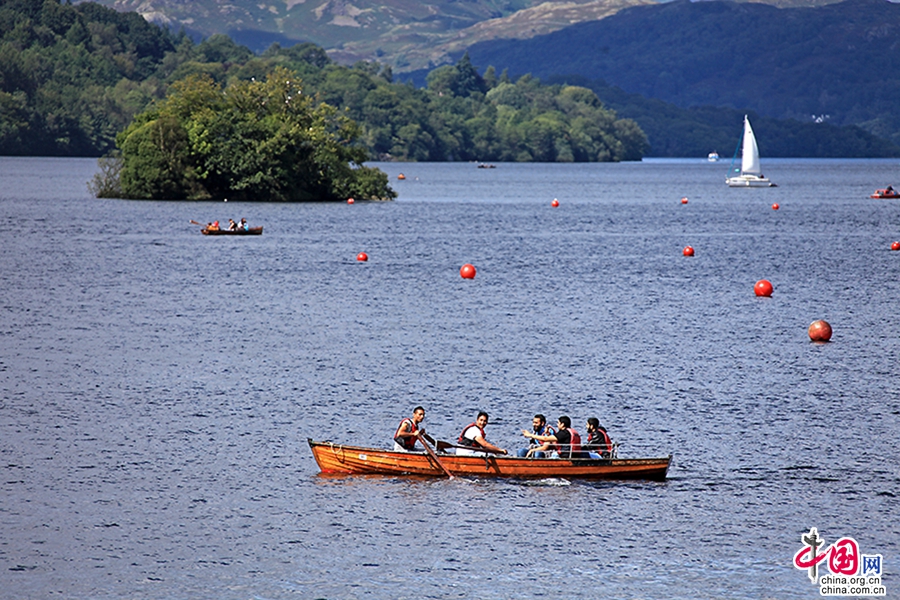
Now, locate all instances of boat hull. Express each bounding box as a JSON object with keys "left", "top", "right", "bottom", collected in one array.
[
  {"left": 726, "top": 175, "right": 776, "bottom": 188},
  {"left": 871, "top": 189, "right": 899, "bottom": 199},
  {"left": 202, "top": 227, "right": 263, "bottom": 235},
  {"left": 308, "top": 440, "right": 670, "bottom": 481}
]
